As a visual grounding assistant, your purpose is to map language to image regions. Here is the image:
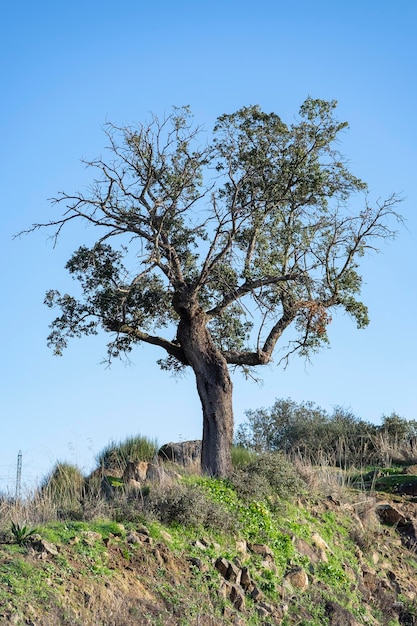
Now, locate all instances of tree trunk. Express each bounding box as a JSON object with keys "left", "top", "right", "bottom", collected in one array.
[{"left": 176, "top": 303, "right": 233, "bottom": 477}]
